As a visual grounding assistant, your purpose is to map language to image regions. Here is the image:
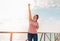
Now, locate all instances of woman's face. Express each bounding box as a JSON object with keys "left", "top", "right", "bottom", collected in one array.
[{"left": 33, "top": 15, "right": 38, "bottom": 22}]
